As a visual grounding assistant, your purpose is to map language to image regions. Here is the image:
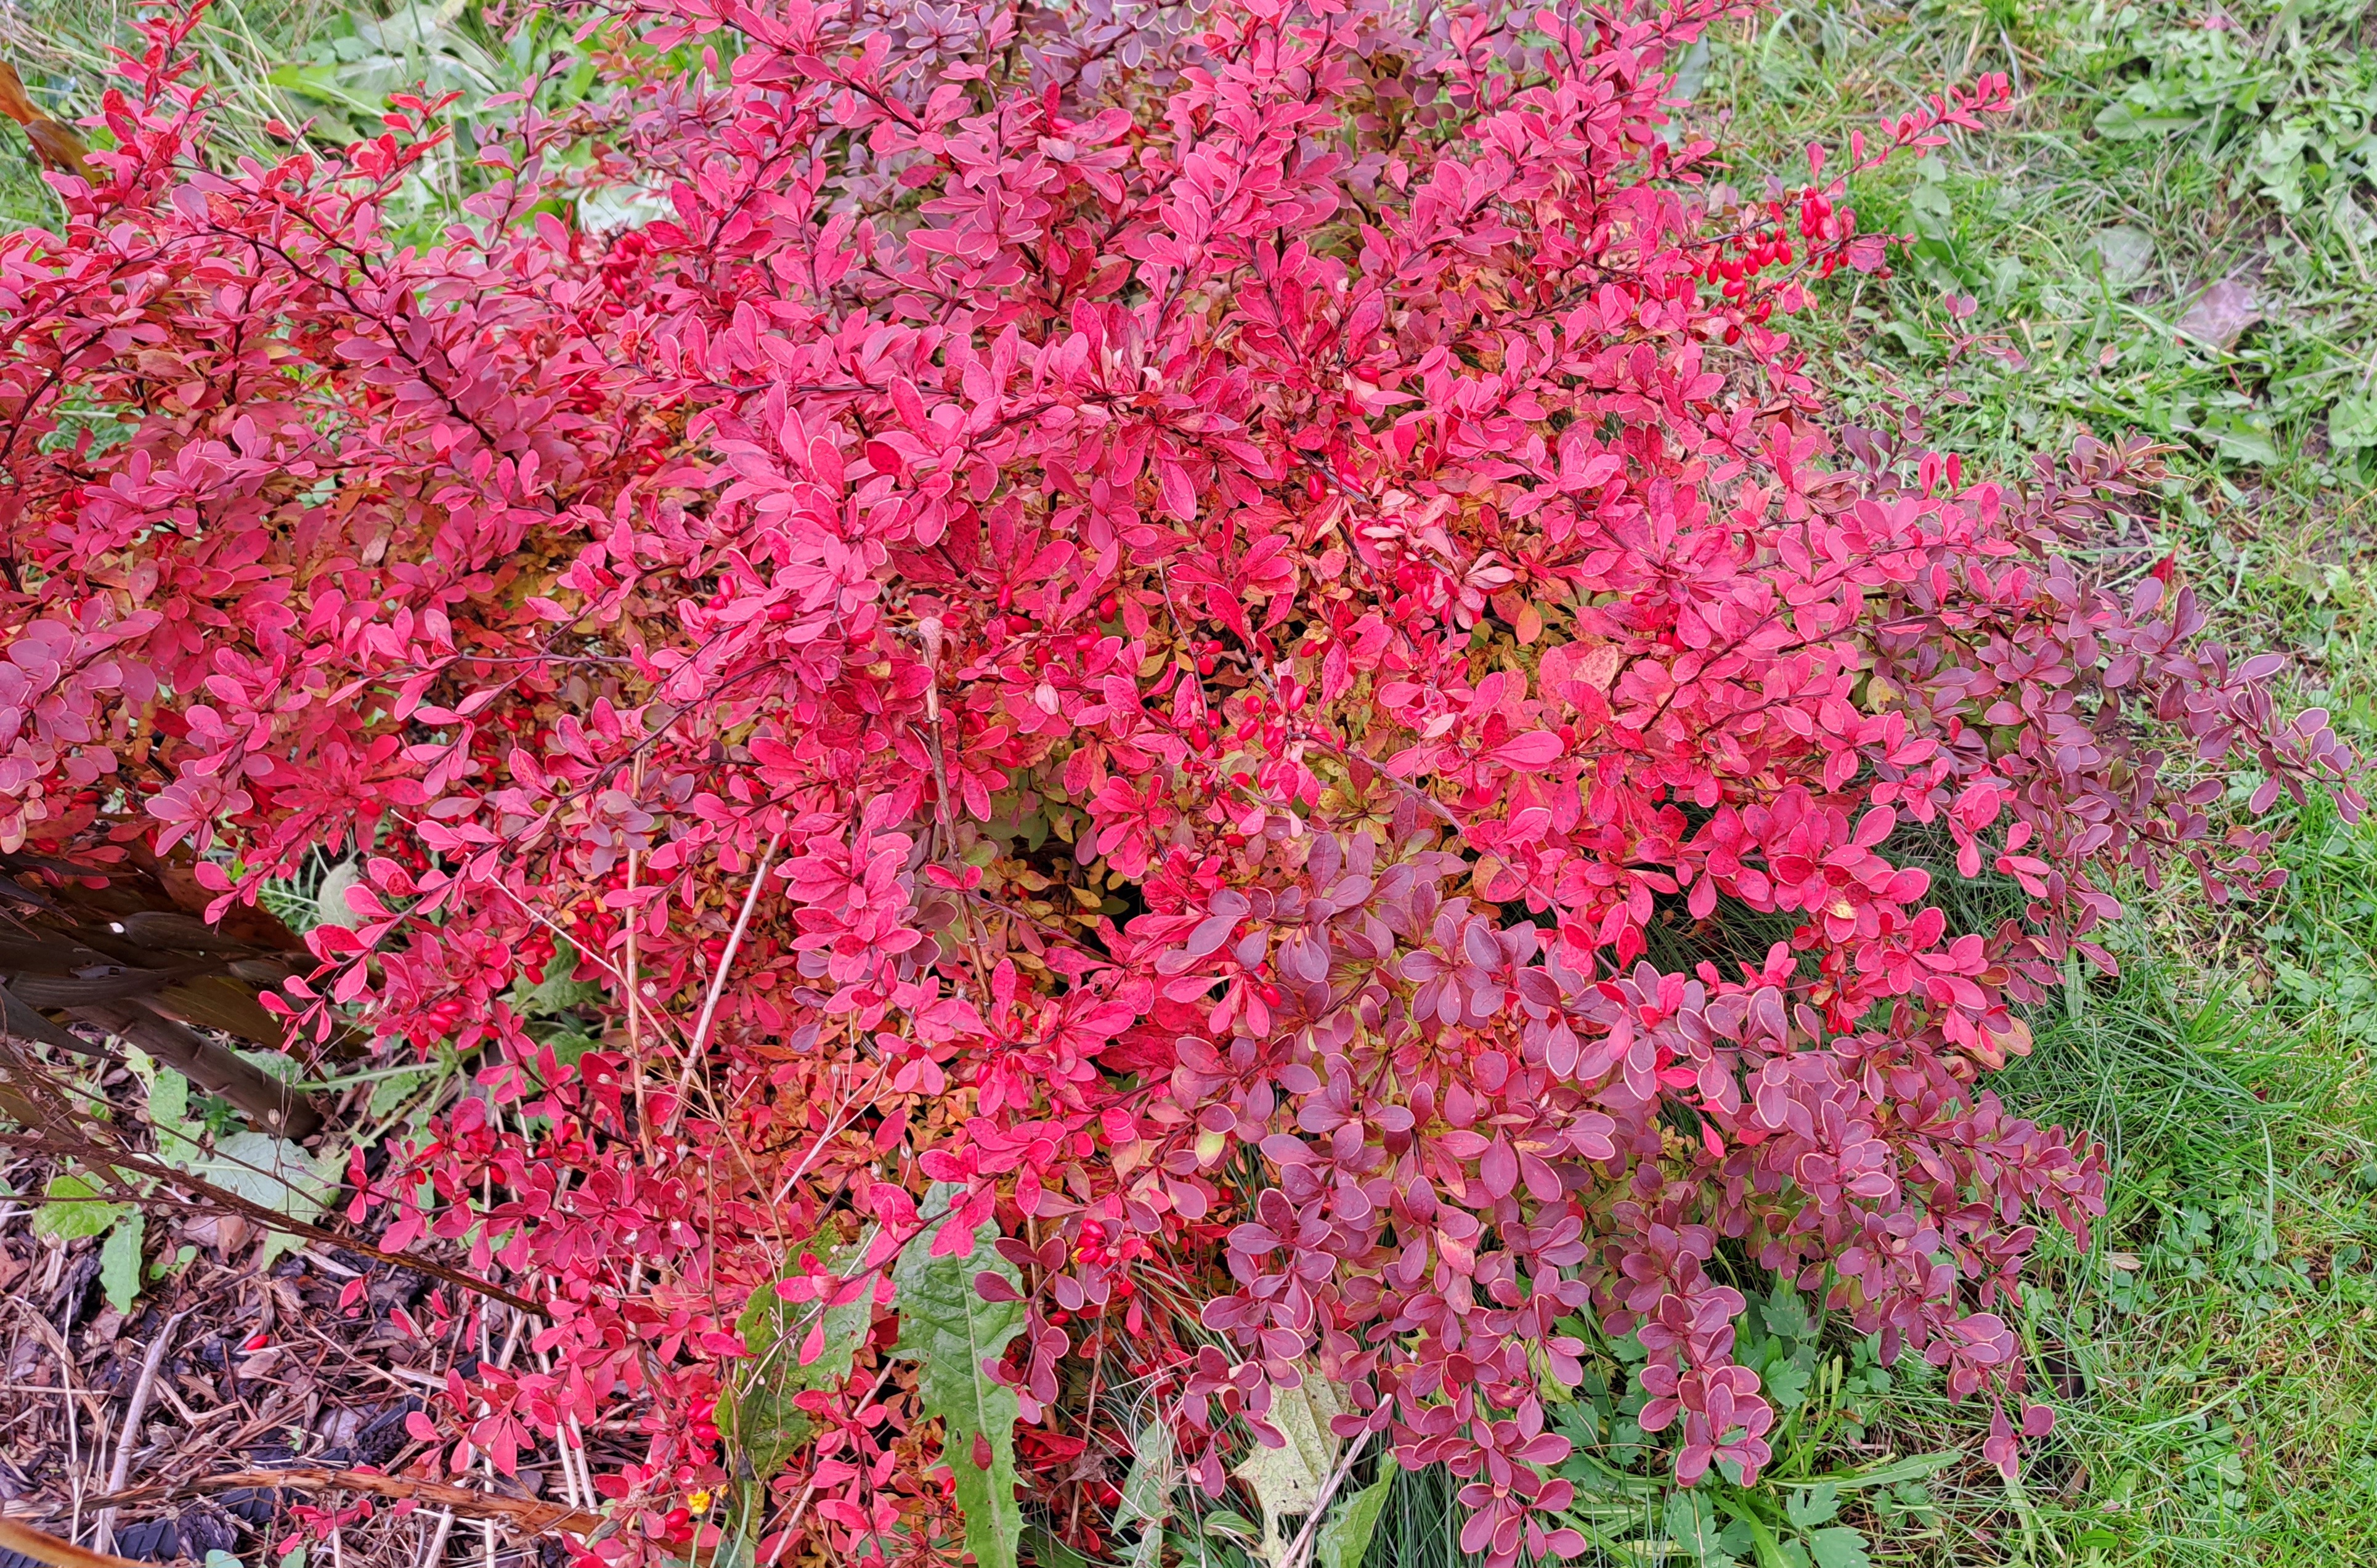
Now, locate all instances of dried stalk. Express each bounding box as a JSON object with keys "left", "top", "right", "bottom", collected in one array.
[
  {"left": 413, "top": 1509, "right": 457, "bottom": 1568},
  {"left": 92, "top": 1310, "right": 187, "bottom": 1554},
  {"left": 660, "top": 833, "right": 781, "bottom": 1139},
  {"left": 10, "top": 1305, "right": 83, "bottom": 1542},
  {"left": 0, "top": 1518, "right": 147, "bottom": 1568},
  {"left": 1276, "top": 1427, "right": 1374, "bottom": 1568},
  {"left": 626, "top": 754, "right": 648, "bottom": 1147},
  {"left": 185, "top": 1472, "right": 600, "bottom": 1537}
]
